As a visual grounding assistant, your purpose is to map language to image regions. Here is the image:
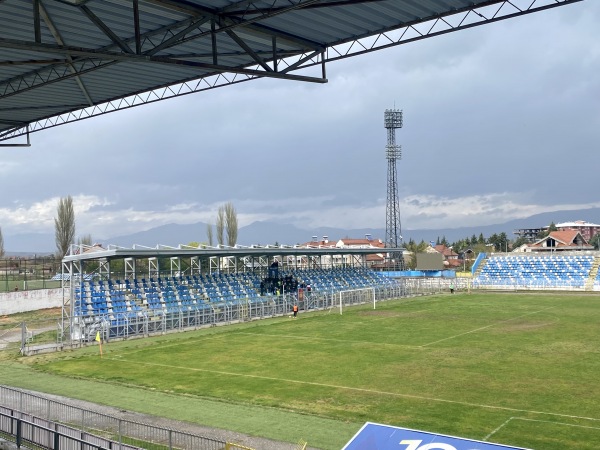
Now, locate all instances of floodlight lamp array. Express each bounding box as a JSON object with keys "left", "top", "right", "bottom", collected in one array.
[
  {"left": 384, "top": 109, "right": 403, "bottom": 129},
  {"left": 386, "top": 144, "right": 402, "bottom": 160}
]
